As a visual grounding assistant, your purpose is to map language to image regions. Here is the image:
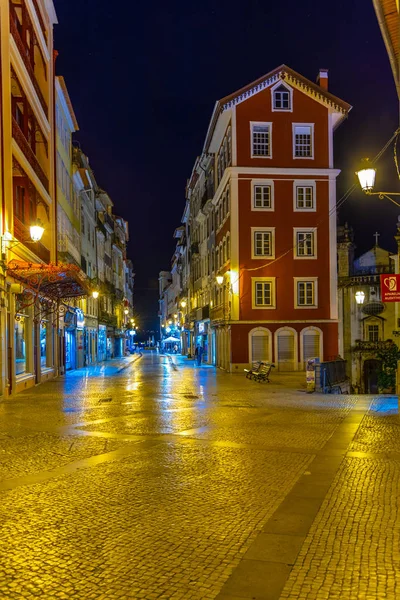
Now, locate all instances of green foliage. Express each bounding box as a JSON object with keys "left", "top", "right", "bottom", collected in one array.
[{"left": 376, "top": 343, "right": 400, "bottom": 391}]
